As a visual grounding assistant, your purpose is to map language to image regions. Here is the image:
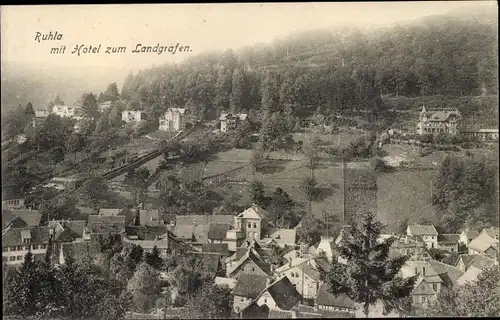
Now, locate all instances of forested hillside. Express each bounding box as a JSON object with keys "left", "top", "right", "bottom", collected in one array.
[{"left": 120, "top": 9, "right": 498, "bottom": 123}]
